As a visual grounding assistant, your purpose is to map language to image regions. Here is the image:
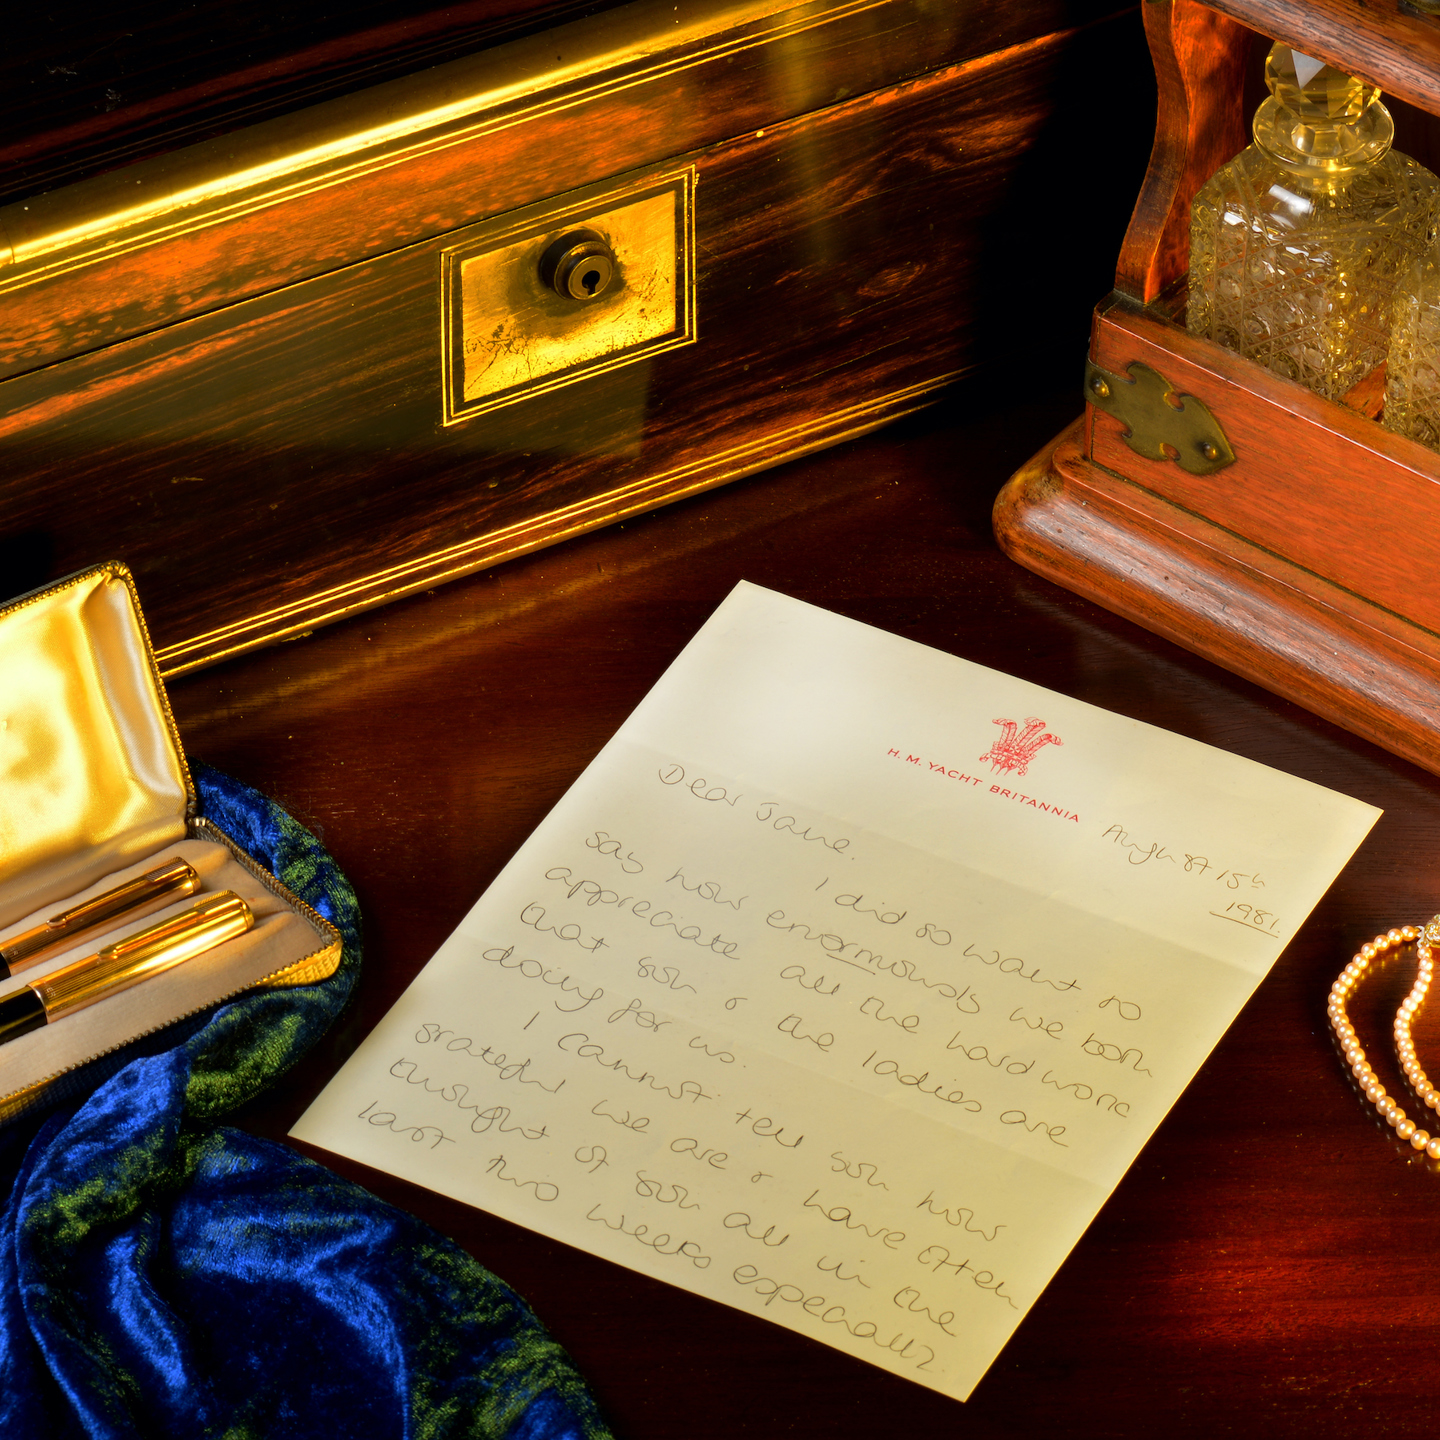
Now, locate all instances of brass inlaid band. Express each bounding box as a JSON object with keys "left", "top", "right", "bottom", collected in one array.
[{"left": 153, "top": 369, "right": 966, "bottom": 676}]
